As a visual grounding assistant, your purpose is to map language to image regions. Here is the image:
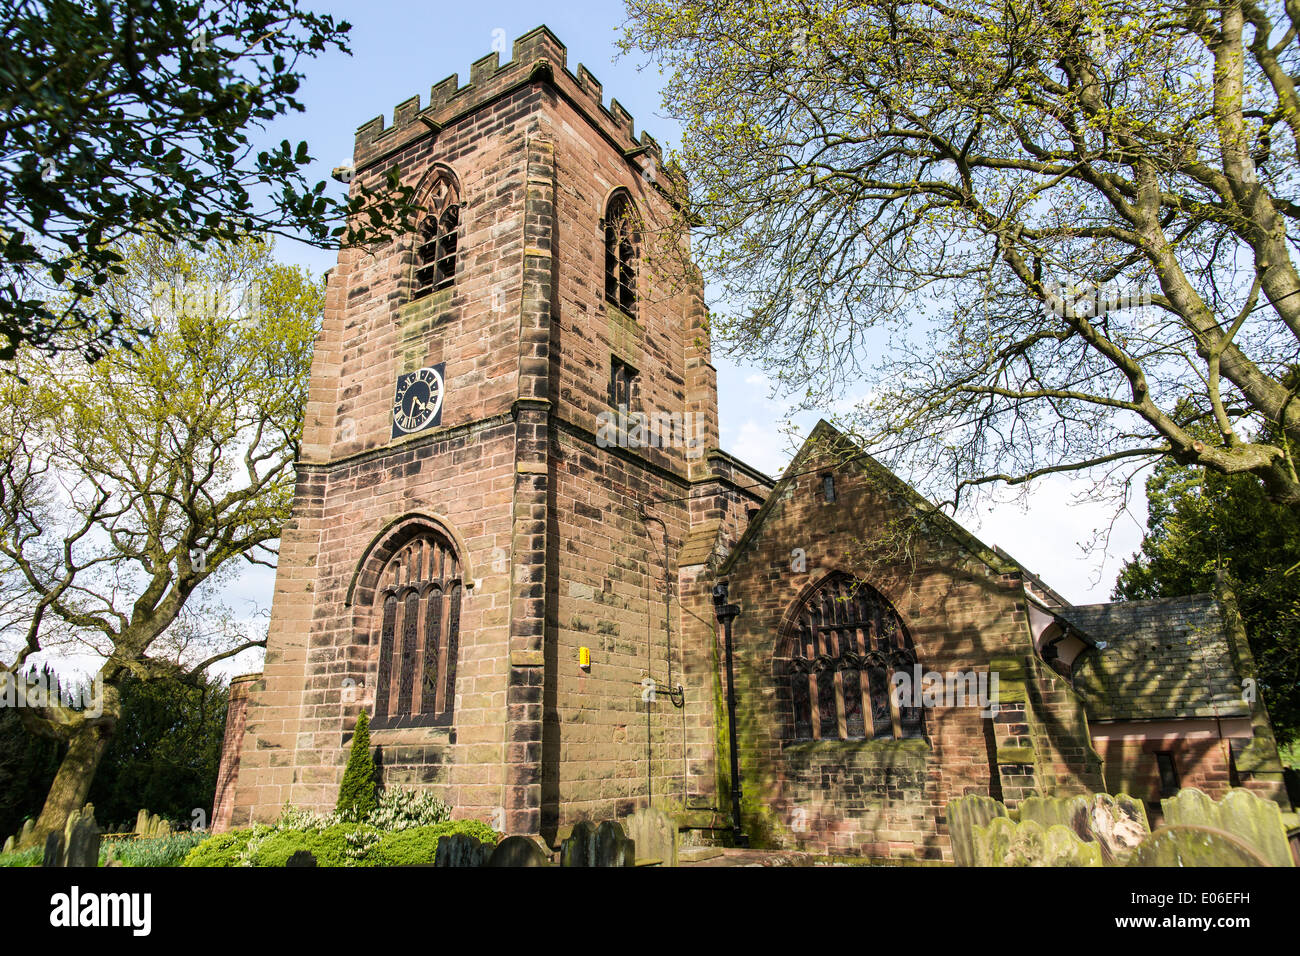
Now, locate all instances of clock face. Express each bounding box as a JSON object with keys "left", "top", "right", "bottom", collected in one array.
[{"left": 392, "top": 364, "right": 445, "bottom": 438}]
